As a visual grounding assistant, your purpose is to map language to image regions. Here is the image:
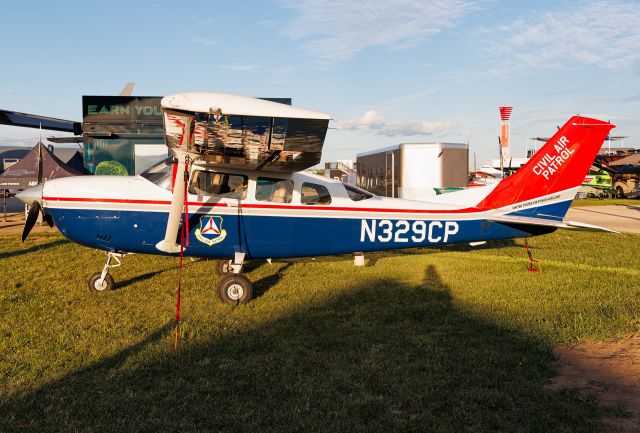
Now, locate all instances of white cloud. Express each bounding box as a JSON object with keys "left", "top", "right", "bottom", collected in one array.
[
  {"left": 486, "top": 1, "right": 640, "bottom": 70},
  {"left": 219, "top": 64, "right": 261, "bottom": 71},
  {"left": 359, "top": 86, "right": 446, "bottom": 111},
  {"left": 336, "top": 110, "right": 453, "bottom": 136},
  {"left": 279, "top": 0, "right": 479, "bottom": 63},
  {"left": 0, "top": 136, "right": 41, "bottom": 147}
]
